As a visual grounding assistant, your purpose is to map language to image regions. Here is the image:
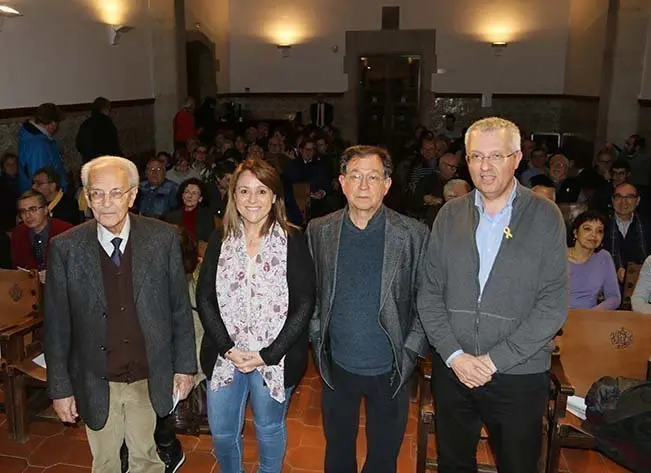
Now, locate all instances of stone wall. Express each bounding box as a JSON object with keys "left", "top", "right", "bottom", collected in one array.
[
  {"left": 0, "top": 101, "right": 155, "bottom": 175},
  {"left": 216, "top": 94, "right": 346, "bottom": 128}
]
